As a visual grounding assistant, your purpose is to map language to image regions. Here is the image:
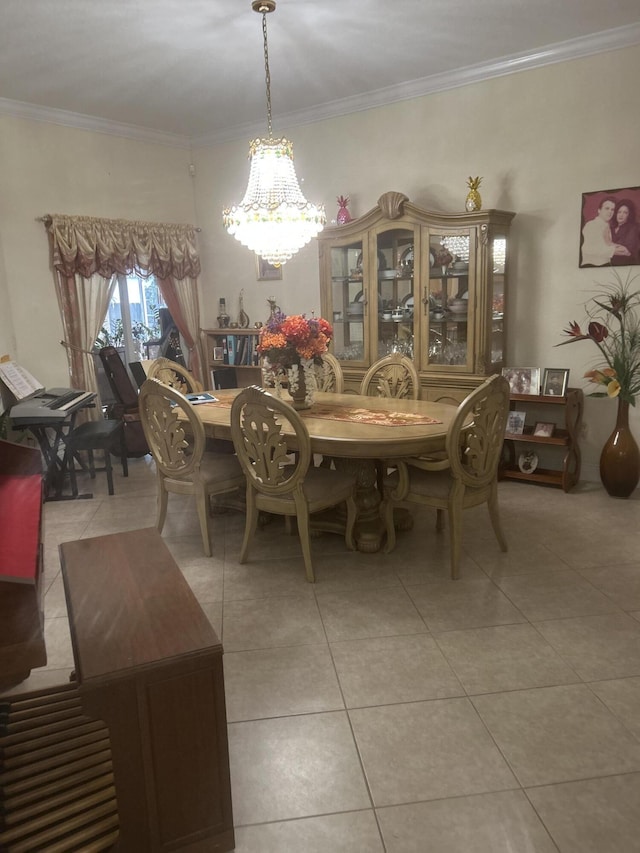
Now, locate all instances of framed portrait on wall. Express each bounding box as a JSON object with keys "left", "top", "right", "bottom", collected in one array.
[
  {"left": 579, "top": 186, "right": 640, "bottom": 268},
  {"left": 256, "top": 257, "right": 283, "bottom": 281}
]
